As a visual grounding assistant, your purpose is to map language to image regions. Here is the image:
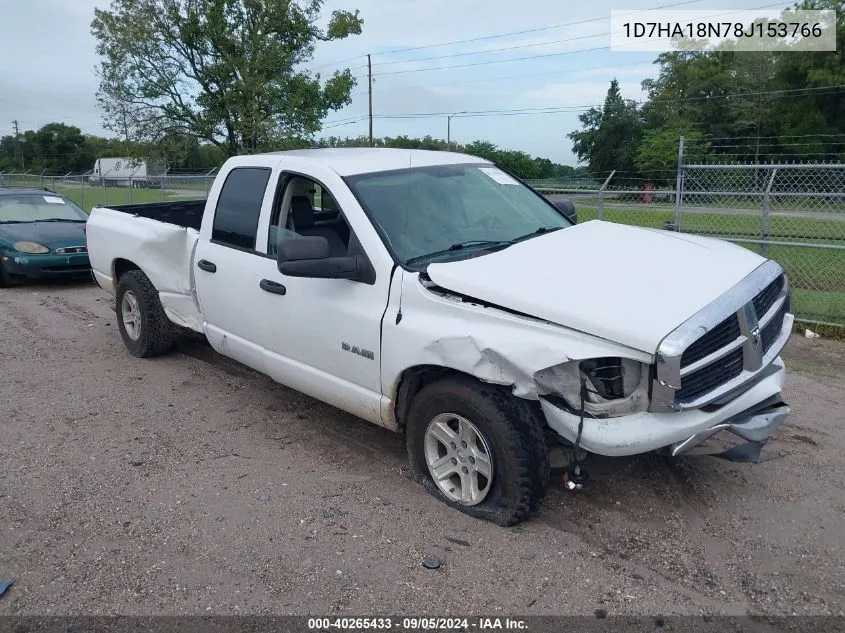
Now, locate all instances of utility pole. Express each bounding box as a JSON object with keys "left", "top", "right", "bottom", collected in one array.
[
  {"left": 367, "top": 54, "right": 373, "bottom": 147},
  {"left": 447, "top": 112, "right": 465, "bottom": 151},
  {"left": 12, "top": 119, "right": 23, "bottom": 171}
]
